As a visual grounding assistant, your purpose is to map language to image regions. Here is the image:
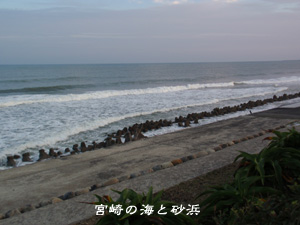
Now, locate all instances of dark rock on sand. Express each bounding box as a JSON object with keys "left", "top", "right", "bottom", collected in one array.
[
  {"left": 49, "top": 148, "right": 57, "bottom": 157},
  {"left": 20, "top": 204, "right": 35, "bottom": 213},
  {"left": 105, "top": 138, "right": 115, "bottom": 147},
  {"left": 22, "top": 152, "right": 32, "bottom": 162},
  {"left": 125, "top": 132, "right": 132, "bottom": 143},
  {"left": 116, "top": 136, "right": 123, "bottom": 144},
  {"left": 13, "top": 155, "right": 21, "bottom": 159},
  {"left": 38, "top": 149, "right": 51, "bottom": 161},
  {"left": 7, "top": 156, "right": 16, "bottom": 167},
  {"left": 5, "top": 209, "right": 21, "bottom": 218},
  {"left": 184, "top": 120, "right": 190, "bottom": 127},
  {"left": 65, "top": 148, "right": 70, "bottom": 153},
  {"left": 88, "top": 145, "right": 94, "bottom": 151}
]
